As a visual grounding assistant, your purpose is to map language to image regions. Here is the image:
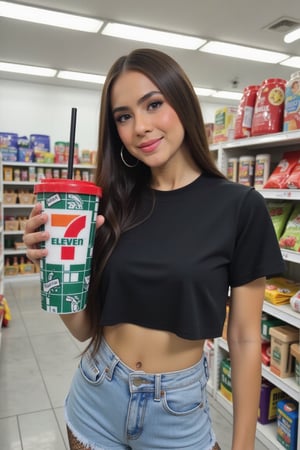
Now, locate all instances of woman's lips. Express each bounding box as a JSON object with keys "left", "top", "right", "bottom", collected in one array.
[{"left": 138, "top": 138, "right": 162, "bottom": 153}]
